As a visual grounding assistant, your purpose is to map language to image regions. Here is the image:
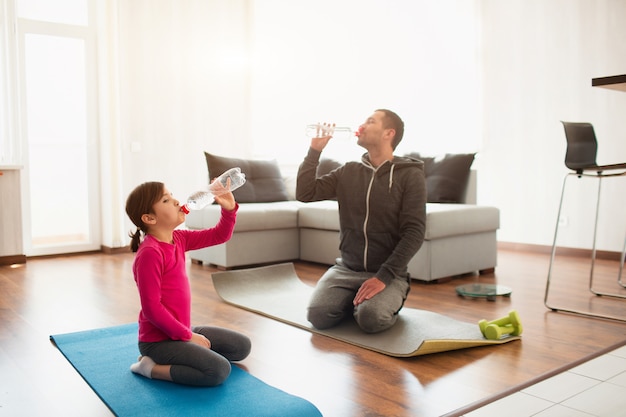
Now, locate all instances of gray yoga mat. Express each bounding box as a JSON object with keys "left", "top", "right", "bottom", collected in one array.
[{"left": 212, "top": 263, "right": 520, "bottom": 357}]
